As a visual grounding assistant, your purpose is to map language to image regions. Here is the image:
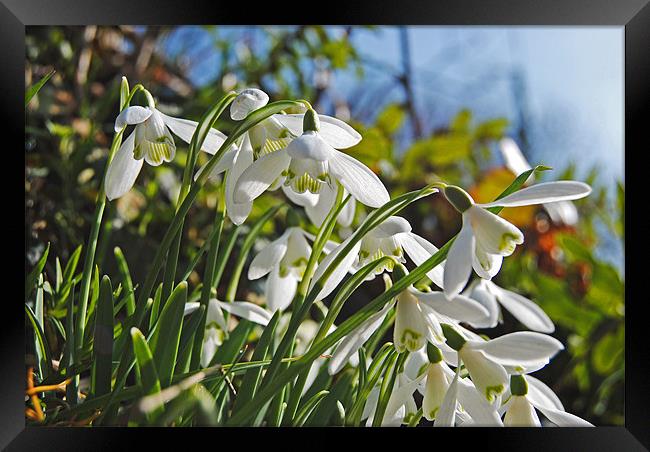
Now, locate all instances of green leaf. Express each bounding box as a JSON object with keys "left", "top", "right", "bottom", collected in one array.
[
  {"left": 131, "top": 327, "right": 163, "bottom": 421},
  {"left": 372, "top": 351, "right": 403, "bottom": 426},
  {"left": 25, "top": 69, "right": 55, "bottom": 106},
  {"left": 114, "top": 247, "right": 136, "bottom": 316},
  {"left": 231, "top": 311, "right": 281, "bottom": 414},
  {"left": 26, "top": 243, "right": 50, "bottom": 301},
  {"left": 304, "top": 370, "right": 355, "bottom": 426},
  {"left": 175, "top": 305, "right": 206, "bottom": 376},
  {"left": 91, "top": 276, "right": 114, "bottom": 398},
  {"left": 63, "top": 245, "right": 83, "bottom": 285},
  {"left": 294, "top": 390, "right": 330, "bottom": 426},
  {"left": 148, "top": 282, "right": 187, "bottom": 387},
  {"left": 25, "top": 303, "right": 53, "bottom": 379}
]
